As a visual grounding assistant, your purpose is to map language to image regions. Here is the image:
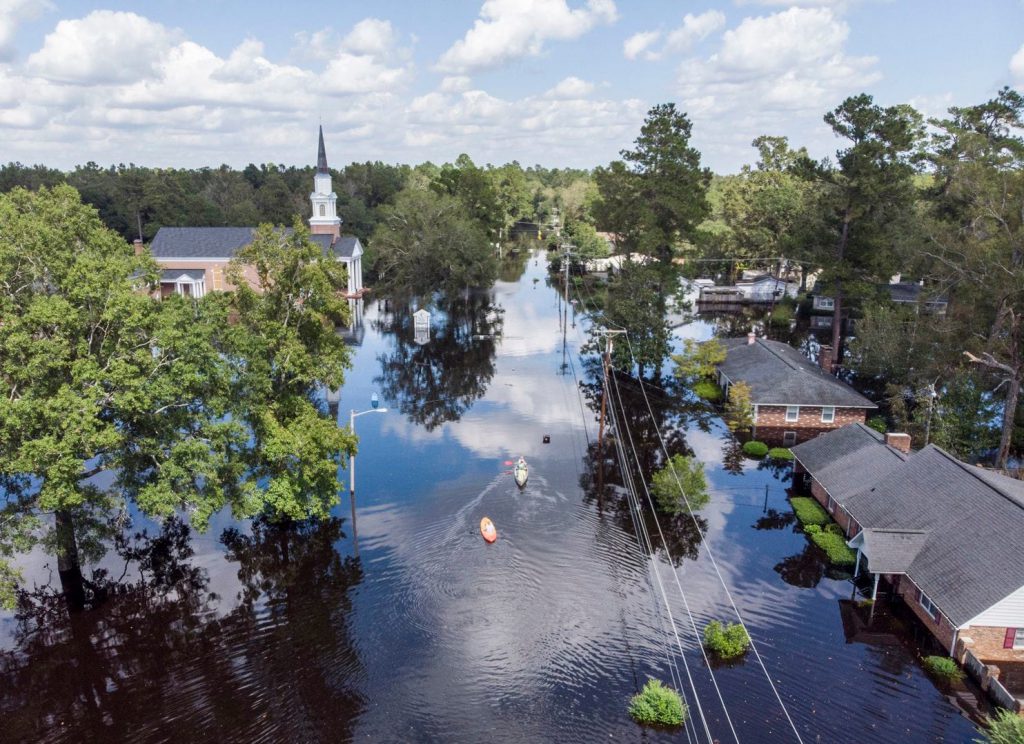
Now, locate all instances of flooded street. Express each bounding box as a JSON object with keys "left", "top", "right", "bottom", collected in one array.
[{"left": 0, "top": 251, "right": 980, "bottom": 742}]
